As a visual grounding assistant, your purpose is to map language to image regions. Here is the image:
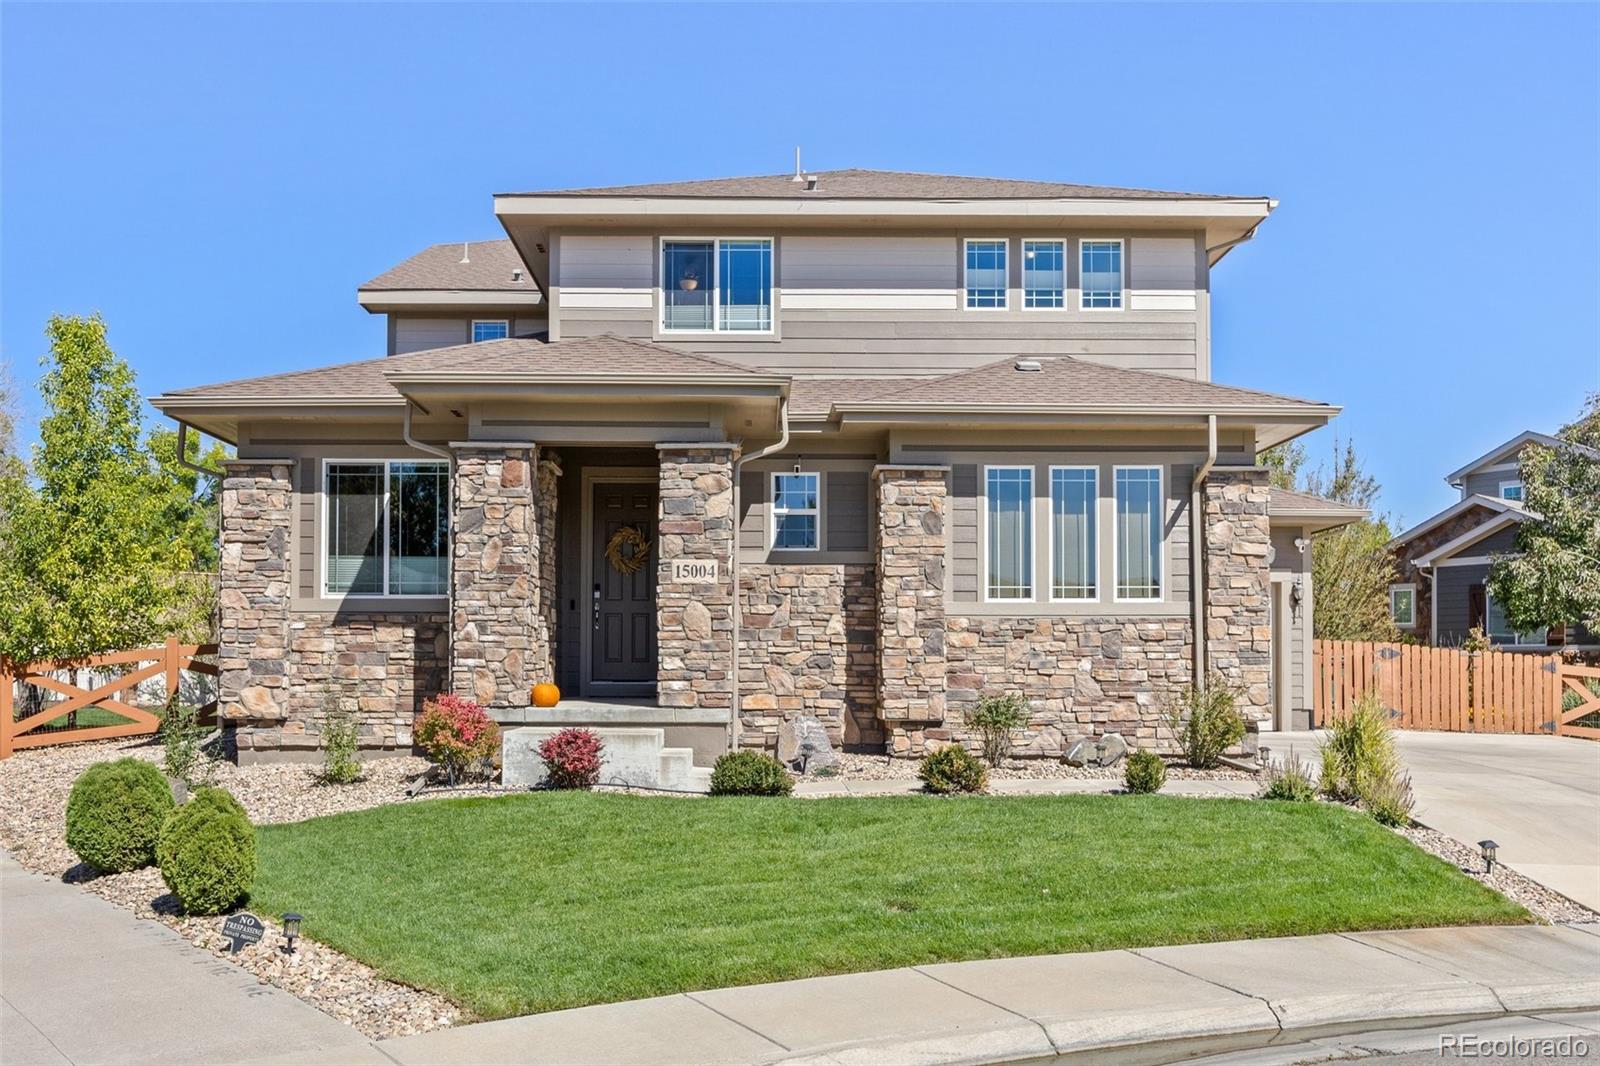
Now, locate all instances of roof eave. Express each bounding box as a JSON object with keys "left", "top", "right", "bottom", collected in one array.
[
  {"left": 493, "top": 194, "right": 1275, "bottom": 222},
  {"left": 356, "top": 289, "right": 545, "bottom": 309},
  {"left": 830, "top": 401, "right": 1337, "bottom": 418}
]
